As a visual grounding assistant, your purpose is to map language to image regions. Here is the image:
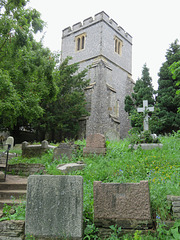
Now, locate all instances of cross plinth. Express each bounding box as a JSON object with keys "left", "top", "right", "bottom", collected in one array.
[{"left": 137, "top": 100, "right": 154, "bottom": 131}]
